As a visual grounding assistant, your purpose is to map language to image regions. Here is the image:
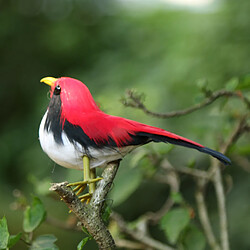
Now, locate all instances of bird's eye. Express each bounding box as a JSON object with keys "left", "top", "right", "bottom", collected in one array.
[{"left": 54, "top": 85, "right": 61, "bottom": 95}]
